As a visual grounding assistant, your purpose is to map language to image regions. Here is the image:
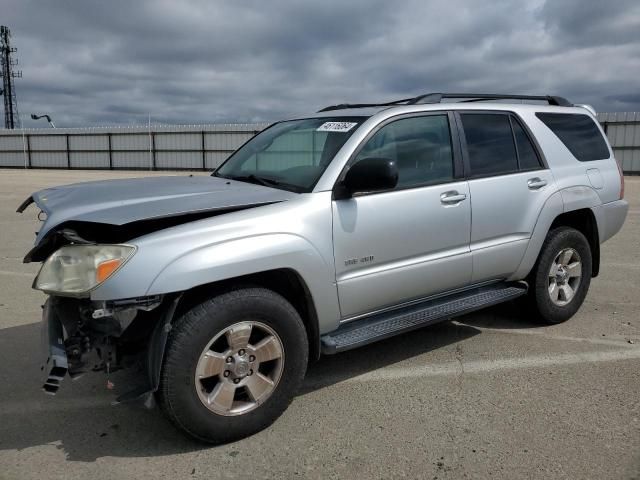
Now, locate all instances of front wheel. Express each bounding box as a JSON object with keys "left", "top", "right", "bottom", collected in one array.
[
  {"left": 158, "top": 288, "right": 308, "bottom": 443},
  {"left": 528, "top": 227, "right": 592, "bottom": 324}
]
